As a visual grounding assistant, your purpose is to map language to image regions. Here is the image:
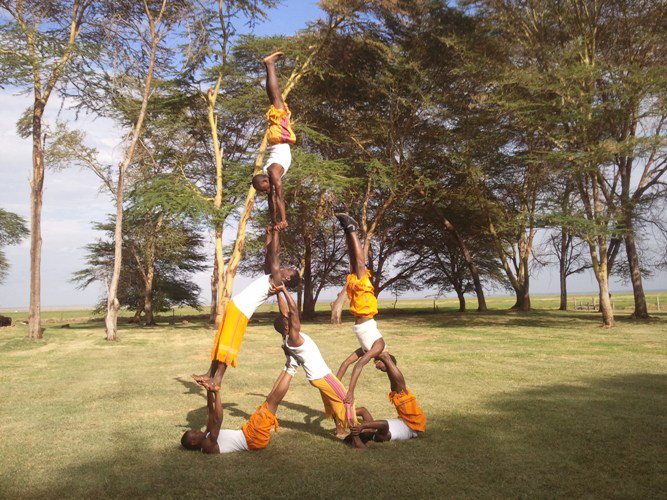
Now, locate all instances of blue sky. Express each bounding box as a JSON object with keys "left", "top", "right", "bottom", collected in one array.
[{"left": 0, "top": 0, "right": 665, "bottom": 309}]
